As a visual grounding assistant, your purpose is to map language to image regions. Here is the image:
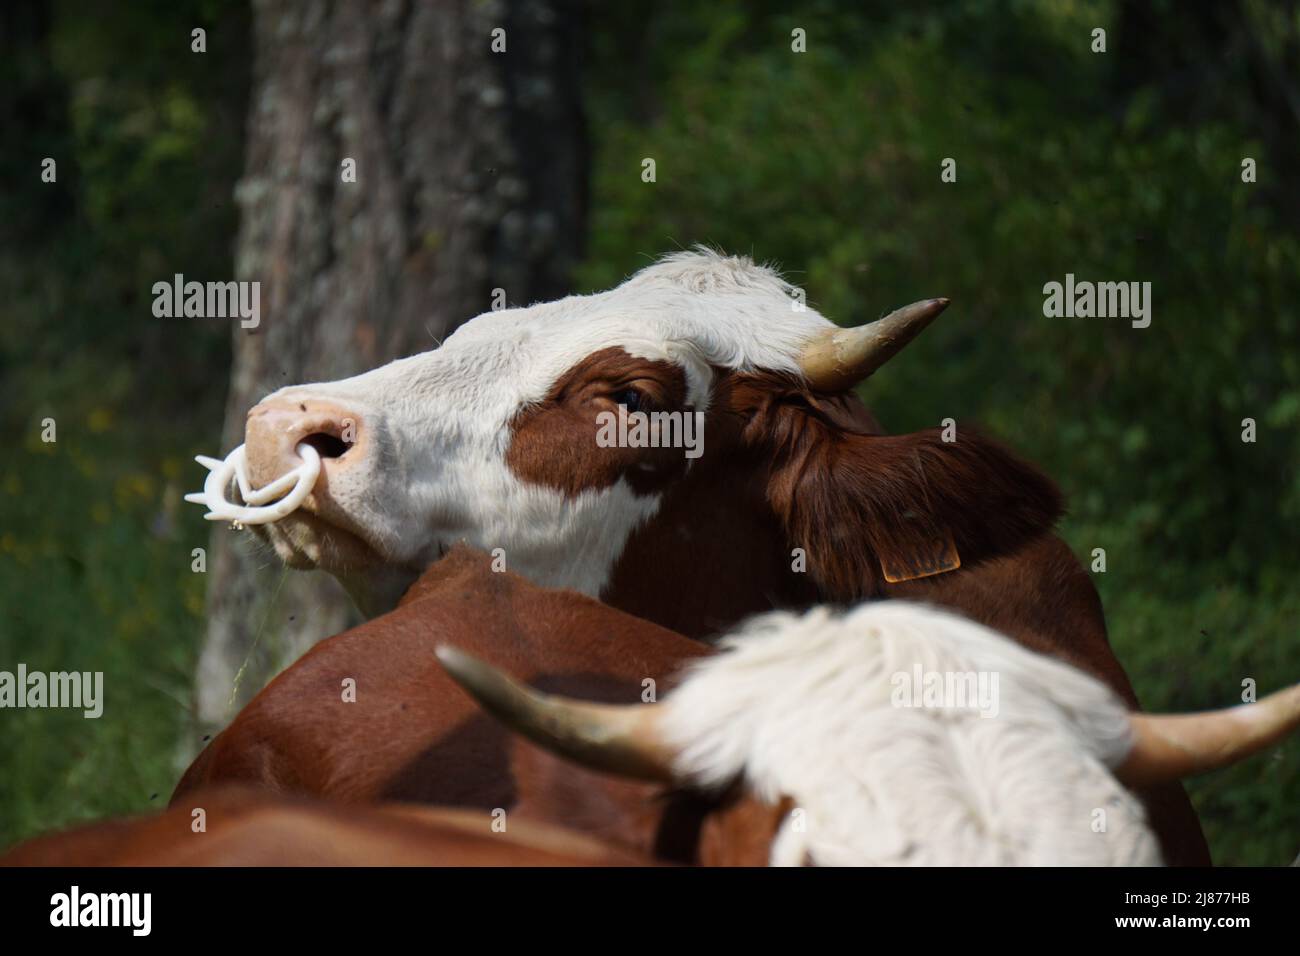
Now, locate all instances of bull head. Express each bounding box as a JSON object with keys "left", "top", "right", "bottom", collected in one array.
[{"left": 186, "top": 250, "right": 969, "bottom": 620}]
